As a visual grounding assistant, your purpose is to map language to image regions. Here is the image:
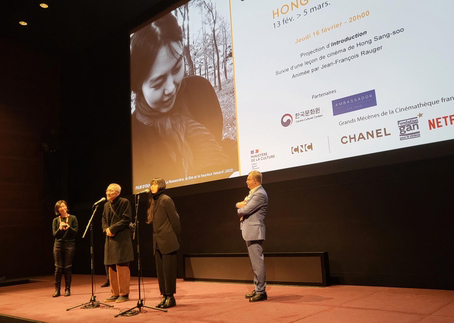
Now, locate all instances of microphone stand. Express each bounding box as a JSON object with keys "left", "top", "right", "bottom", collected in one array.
[
  {"left": 67, "top": 203, "right": 113, "bottom": 311},
  {"left": 115, "top": 192, "right": 166, "bottom": 317}
]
